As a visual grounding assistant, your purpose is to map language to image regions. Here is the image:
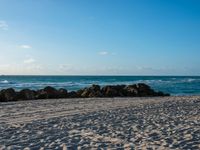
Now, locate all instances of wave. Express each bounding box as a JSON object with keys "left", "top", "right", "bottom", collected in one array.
[
  {"left": 0, "top": 78, "right": 199, "bottom": 87},
  {"left": 141, "top": 78, "right": 200, "bottom": 84},
  {"left": 0, "top": 80, "right": 9, "bottom": 84},
  {"left": 171, "top": 78, "right": 200, "bottom": 83},
  {"left": 9, "top": 81, "right": 88, "bottom": 88},
  {"left": 186, "top": 78, "right": 197, "bottom": 82}
]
